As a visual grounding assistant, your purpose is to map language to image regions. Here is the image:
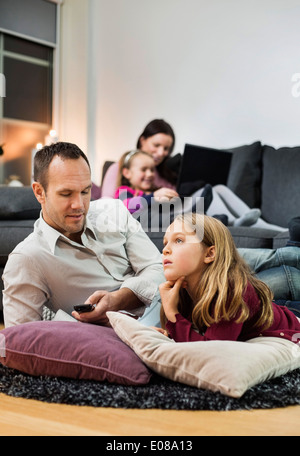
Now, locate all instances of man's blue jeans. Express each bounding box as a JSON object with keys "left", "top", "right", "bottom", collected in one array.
[{"left": 239, "top": 246, "right": 300, "bottom": 316}]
